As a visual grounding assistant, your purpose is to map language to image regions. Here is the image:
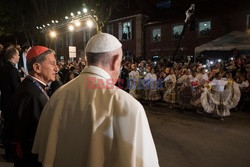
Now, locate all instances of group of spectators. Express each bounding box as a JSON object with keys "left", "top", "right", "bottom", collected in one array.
[{"left": 119, "top": 54, "right": 250, "bottom": 120}]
